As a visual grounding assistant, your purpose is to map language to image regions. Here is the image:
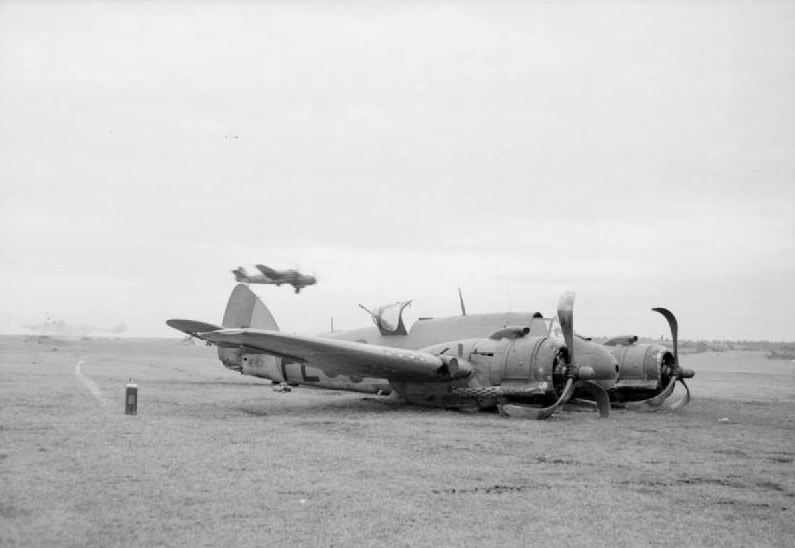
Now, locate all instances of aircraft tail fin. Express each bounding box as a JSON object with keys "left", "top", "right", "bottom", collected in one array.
[
  {"left": 222, "top": 284, "right": 279, "bottom": 331},
  {"left": 231, "top": 266, "right": 248, "bottom": 282},
  {"left": 218, "top": 284, "right": 280, "bottom": 368}
]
